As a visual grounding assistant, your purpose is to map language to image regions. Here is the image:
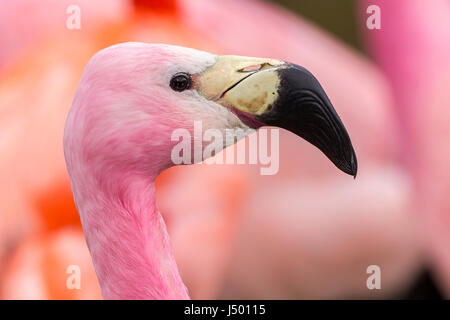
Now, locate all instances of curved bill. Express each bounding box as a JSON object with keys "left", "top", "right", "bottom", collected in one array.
[{"left": 194, "top": 55, "right": 358, "bottom": 177}]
